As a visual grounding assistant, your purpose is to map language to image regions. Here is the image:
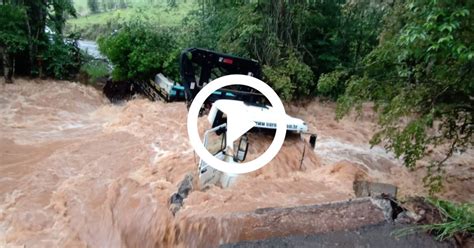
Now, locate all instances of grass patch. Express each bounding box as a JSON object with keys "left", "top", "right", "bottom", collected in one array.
[
  {"left": 80, "top": 60, "right": 110, "bottom": 84},
  {"left": 67, "top": 1, "right": 195, "bottom": 39},
  {"left": 73, "top": 0, "right": 88, "bottom": 15},
  {"left": 395, "top": 198, "right": 474, "bottom": 241},
  {"left": 72, "top": 0, "right": 172, "bottom": 16}
]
